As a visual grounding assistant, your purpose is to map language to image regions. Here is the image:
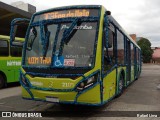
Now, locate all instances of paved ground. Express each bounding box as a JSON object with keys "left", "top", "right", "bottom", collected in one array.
[
  {"left": 0, "top": 86, "right": 21, "bottom": 100},
  {"left": 0, "top": 64, "right": 159, "bottom": 120}
]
